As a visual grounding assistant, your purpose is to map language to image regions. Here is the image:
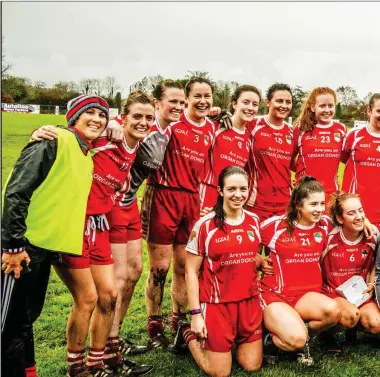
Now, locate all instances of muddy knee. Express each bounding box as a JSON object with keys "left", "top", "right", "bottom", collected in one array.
[{"left": 284, "top": 333, "right": 307, "bottom": 350}]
